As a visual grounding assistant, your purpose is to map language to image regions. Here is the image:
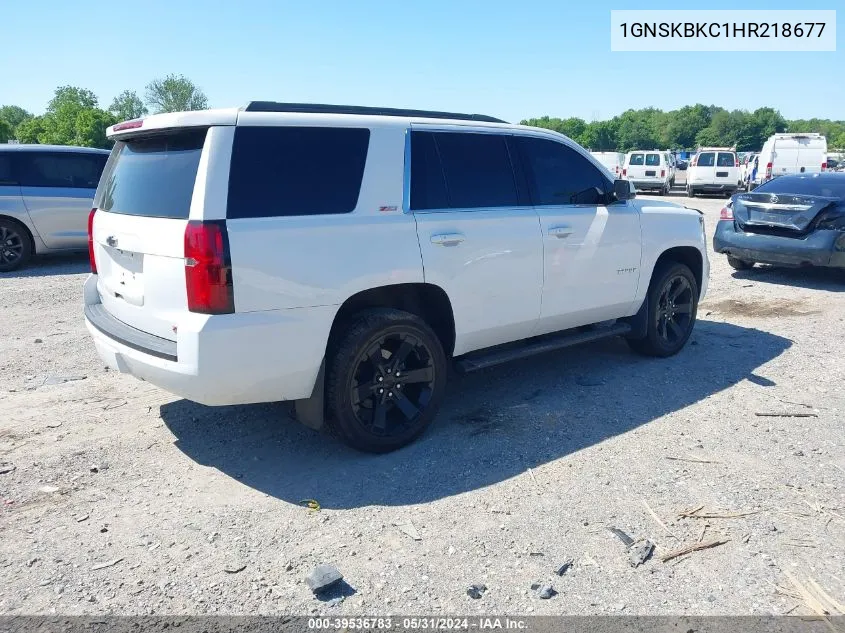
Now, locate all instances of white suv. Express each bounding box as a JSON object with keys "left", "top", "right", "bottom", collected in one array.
[{"left": 84, "top": 103, "right": 709, "bottom": 452}]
